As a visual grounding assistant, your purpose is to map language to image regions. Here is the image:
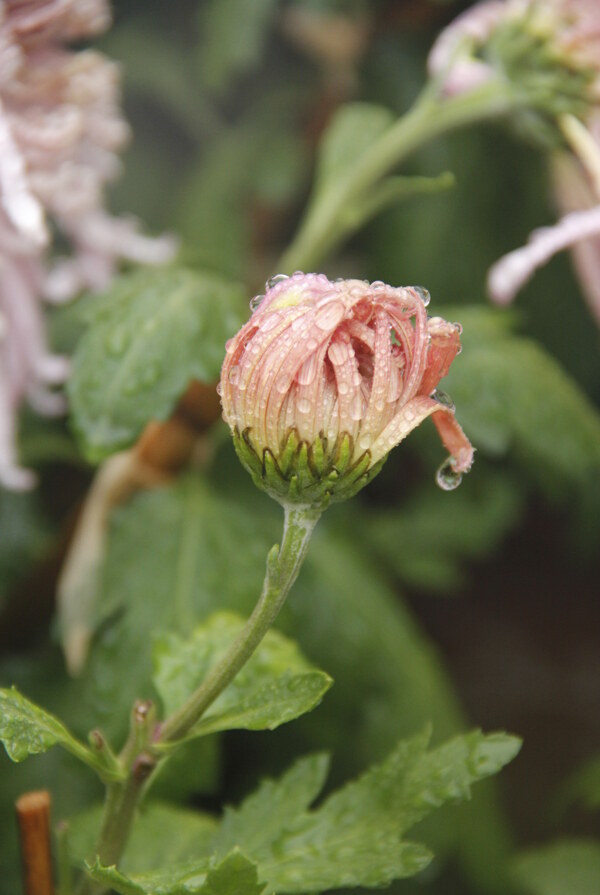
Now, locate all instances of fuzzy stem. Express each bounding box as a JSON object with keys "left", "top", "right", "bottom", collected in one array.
[
  {"left": 77, "top": 504, "right": 320, "bottom": 894},
  {"left": 158, "top": 503, "right": 321, "bottom": 745},
  {"left": 278, "top": 81, "right": 517, "bottom": 274}
]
